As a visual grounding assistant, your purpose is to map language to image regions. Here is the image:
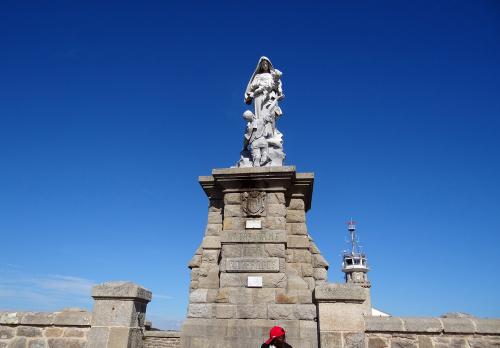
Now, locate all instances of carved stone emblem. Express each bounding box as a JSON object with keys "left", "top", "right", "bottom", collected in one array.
[{"left": 241, "top": 191, "right": 266, "bottom": 217}]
